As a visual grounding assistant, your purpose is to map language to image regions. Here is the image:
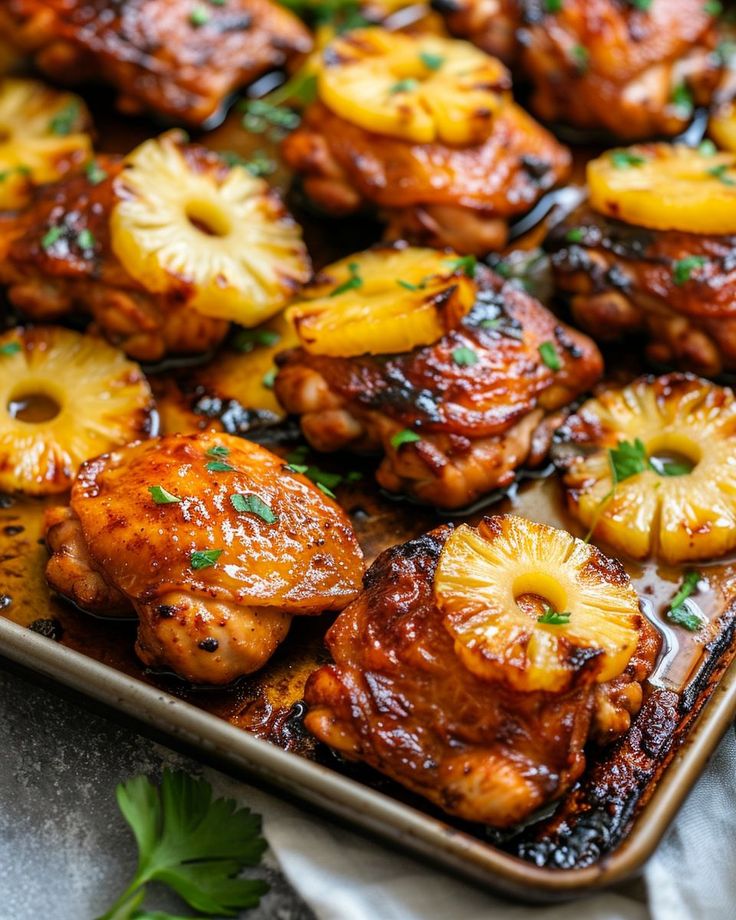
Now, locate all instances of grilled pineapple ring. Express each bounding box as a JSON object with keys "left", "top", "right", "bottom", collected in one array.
[
  {"left": 111, "top": 132, "right": 311, "bottom": 326},
  {"left": 0, "top": 327, "right": 155, "bottom": 495},
  {"left": 559, "top": 375, "right": 736, "bottom": 564},
  {"left": 287, "top": 245, "right": 476, "bottom": 357},
  {"left": 435, "top": 515, "right": 641, "bottom": 694},
  {"left": 587, "top": 143, "right": 736, "bottom": 234},
  {"left": 318, "top": 28, "right": 510, "bottom": 145},
  {"left": 0, "top": 78, "right": 92, "bottom": 209}
]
